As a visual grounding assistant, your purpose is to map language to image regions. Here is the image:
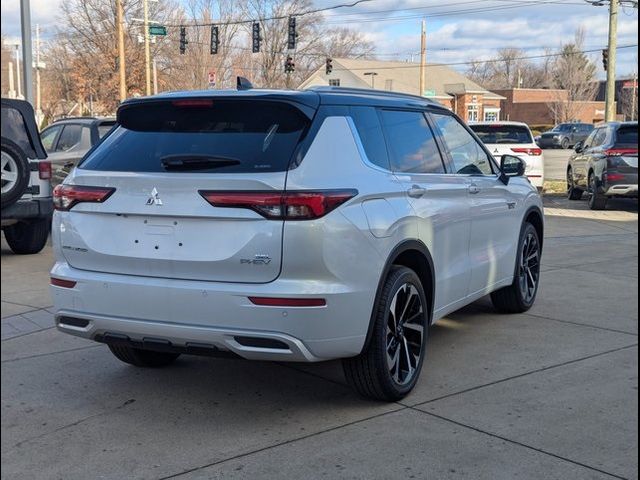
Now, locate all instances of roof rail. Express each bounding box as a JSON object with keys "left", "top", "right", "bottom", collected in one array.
[{"left": 304, "top": 85, "right": 438, "bottom": 104}]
